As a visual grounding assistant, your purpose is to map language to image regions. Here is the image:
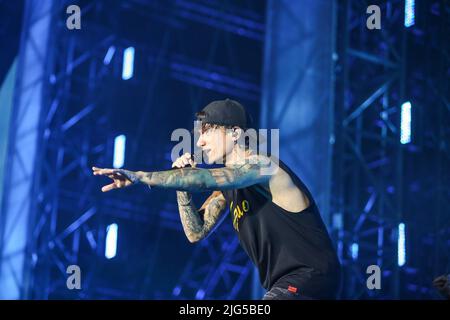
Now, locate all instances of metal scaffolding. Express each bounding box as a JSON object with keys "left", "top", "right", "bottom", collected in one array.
[
  {"left": 332, "top": 0, "right": 450, "bottom": 299},
  {"left": 3, "top": 0, "right": 265, "bottom": 299},
  {"left": 0, "top": 0, "right": 54, "bottom": 299}
]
